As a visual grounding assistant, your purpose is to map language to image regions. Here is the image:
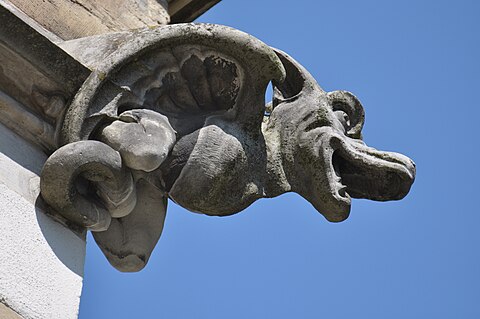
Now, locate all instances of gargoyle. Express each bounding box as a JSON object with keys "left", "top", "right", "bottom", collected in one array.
[{"left": 40, "top": 24, "right": 415, "bottom": 272}]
